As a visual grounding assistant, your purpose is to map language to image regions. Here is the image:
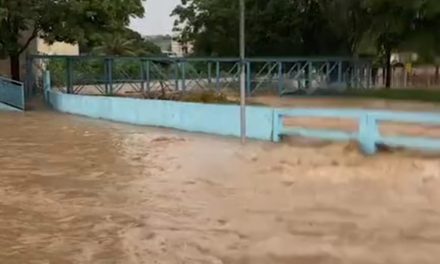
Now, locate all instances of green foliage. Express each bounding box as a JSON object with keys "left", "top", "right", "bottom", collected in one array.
[
  {"left": 84, "top": 28, "right": 162, "bottom": 56},
  {"left": 172, "top": 0, "right": 440, "bottom": 61},
  {"left": 0, "top": 0, "right": 144, "bottom": 79},
  {"left": 172, "top": 0, "right": 364, "bottom": 56}
]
